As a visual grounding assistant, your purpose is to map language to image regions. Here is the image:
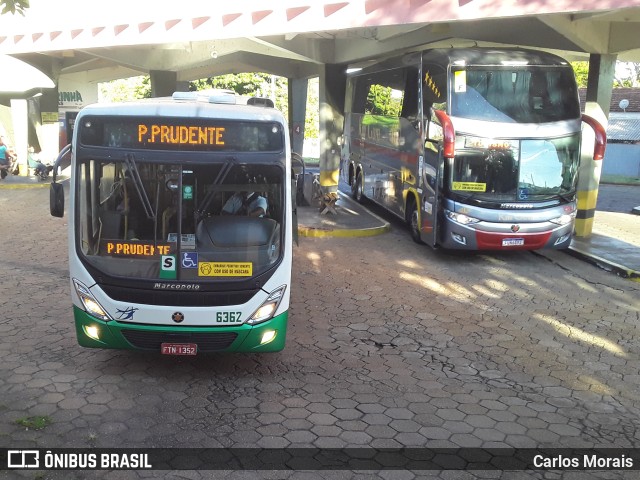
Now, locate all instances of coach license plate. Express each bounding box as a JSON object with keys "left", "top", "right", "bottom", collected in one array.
[
  {"left": 161, "top": 343, "right": 197, "bottom": 356},
  {"left": 502, "top": 238, "right": 525, "bottom": 247}
]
